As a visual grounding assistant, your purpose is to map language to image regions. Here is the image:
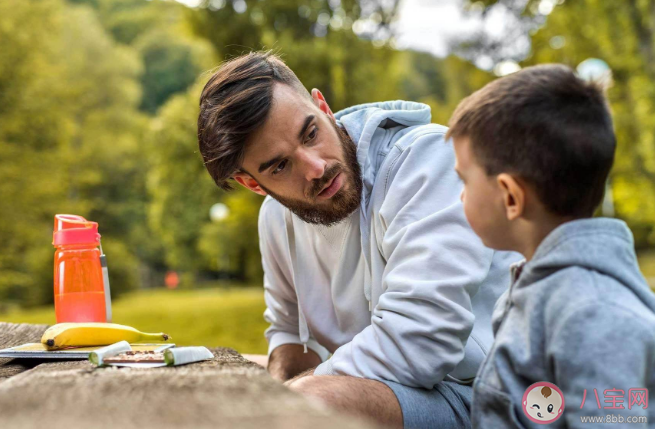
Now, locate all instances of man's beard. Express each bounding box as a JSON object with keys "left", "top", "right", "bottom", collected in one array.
[{"left": 261, "top": 122, "right": 363, "bottom": 226}]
